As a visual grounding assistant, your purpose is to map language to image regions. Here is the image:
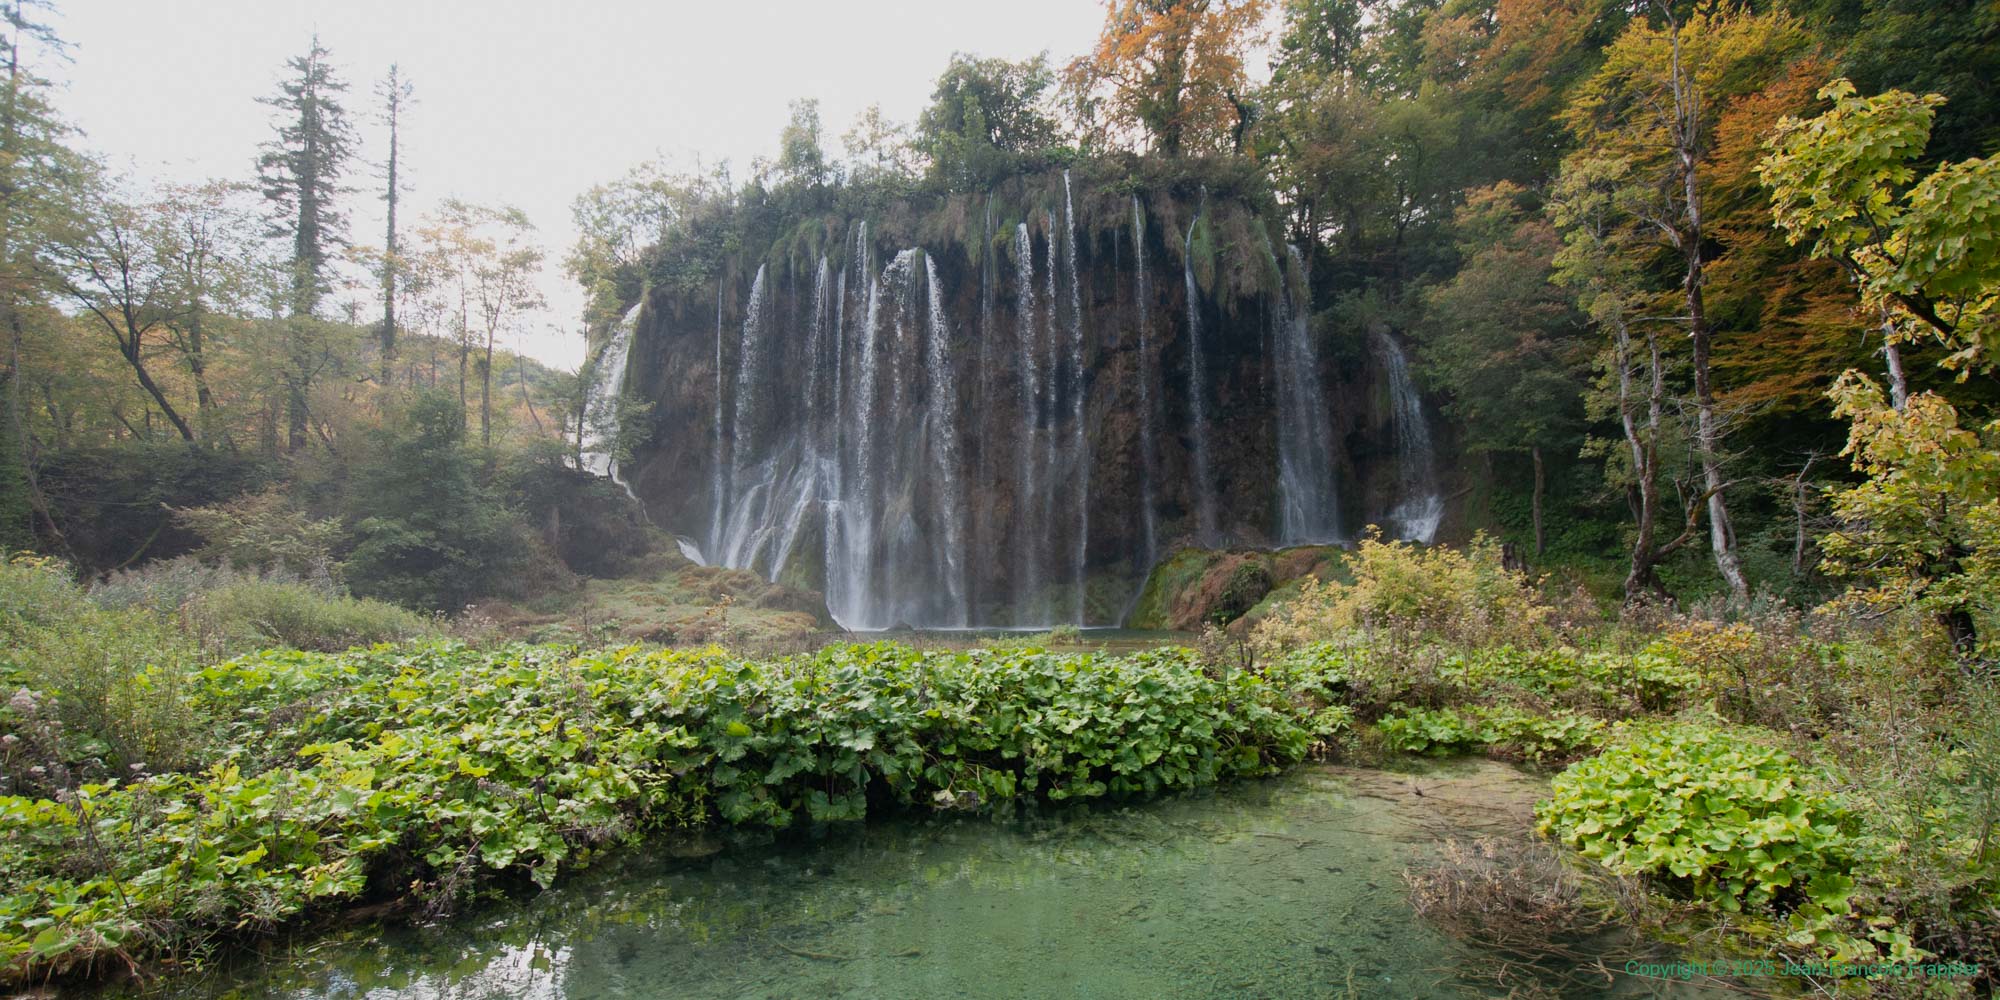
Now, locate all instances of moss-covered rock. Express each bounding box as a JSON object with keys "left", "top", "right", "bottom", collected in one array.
[{"left": 1126, "top": 544, "right": 1344, "bottom": 630}]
